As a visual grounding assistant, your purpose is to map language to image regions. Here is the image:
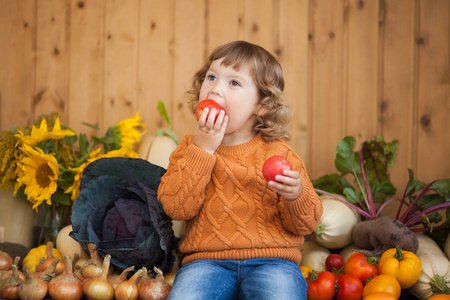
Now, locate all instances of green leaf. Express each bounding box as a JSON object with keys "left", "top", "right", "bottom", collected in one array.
[
  {"left": 158, "top": 100, "right": 172, "bottom": 128},
  {"left": 343, "top": 187, "right": 363, "bottom": 205},
  {"left": 335, "top": 136, "right": 357, "bottom": 175}
]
